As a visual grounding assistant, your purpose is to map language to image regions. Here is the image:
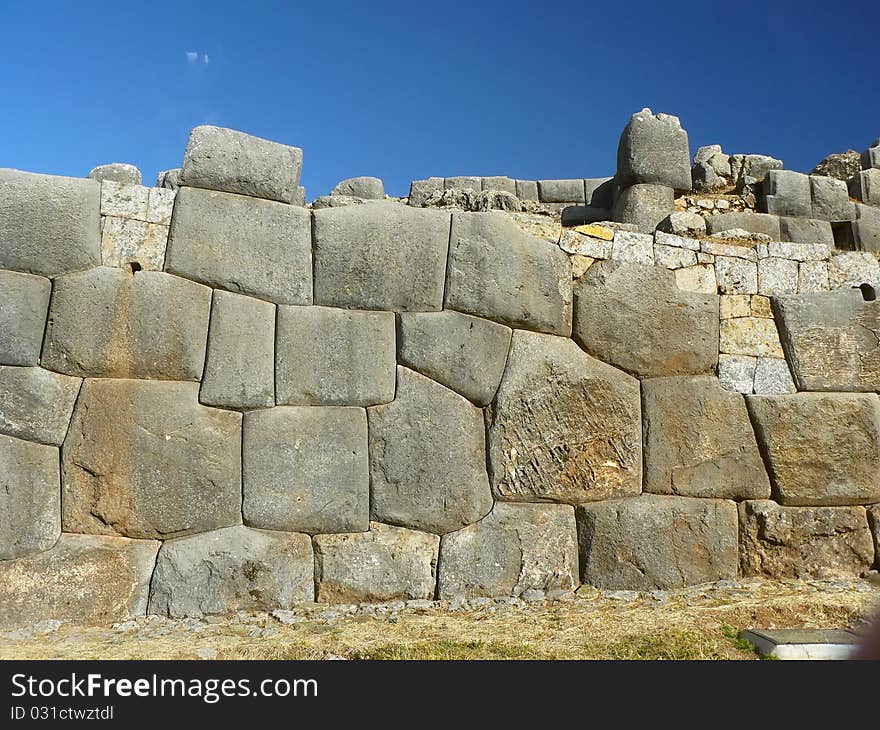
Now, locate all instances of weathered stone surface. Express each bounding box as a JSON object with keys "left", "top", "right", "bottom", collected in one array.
[
  {"left": 811, "top": 150, "right": 861, "bottom": 181},
  {"left": 445, "top": 211, "right": 572, "bottom": 335},
  {"left": 720, "top": 294, "right": 751, "bottom": 319},
  {"left": 573, "top": 260, "right": 718, "bottom": 377},
  {"left": 314, "top": 522, "right": 439, "bottom": 602},
  {"left": 62, "top": 379, "right": 242, "bottom": 538},
  {"left": 576, "top": 495, "right": 738, "bottom": 590},
  {"left": 200, "top": 291, "right": 274, "bottom": 409},
  {"left": 863, "top": 141, "right": 880, "bottom": 171},
  {"left": 487, "top": 330, "right": 641, "bottom": 503},
  {"left": 0, "top": 270, "right": 51, "bottom": 366},
  {"left": 612, "top": 184, "right": 674, "bottom": 233},
  {"left": 616, "top": 108, "right": 692, "bottom": 191},
  {"left": 797, "top": 260, "right": 830, "bottom": 293},
  {"left": 764, "top": 170, "right": 812, "bottom": 218},
  {"left": 869, "top": 506, "right": 880, "bottom": 566},
  {"left": 705, "top": 212, "right": 781, "bottom": 239},
  {"left": 739, "top": 501, "right": 874, "bottom": 578},
  {"left": 445, "top": 176, "right": 482, "bottom": 190},
  {"left": 156, "top": 168, "right": 181, "bottom": 190},
  {"left": 41, "top": 268, "right": 211, "bottom": 381},
  {"left": 397, "top": 310, "right": 511, "bottom": 406},
  {"left": 482, "top": 176, "right": 517, "bottom": 195},
  {"left": 243, "top": 406, "right": 368, "bottom": 534},
  {"left": 0, "top": 534, "right": 159, "bottom": 628},
  {"left": 100, "top": 180, "right": 149, "bottom": 219},
  {"left": 538, "top": 179, "right": 586, "bottom": 203},
  {"left": 753, "top": 357, "right": 797, "bottom": 395},
  {"left": 89, "top": 163, "right": 142, "bottom": 186},
  {"left": 148, "top": 526, "right": 314, "bottom": 617},
  {"left": 437, "top": 503, "right": 579, "bottom": 599},
  {"left": 0, "top": 366, "right": 80, "bottom": 445},
  {"left": 611, "top": 230, "right": 654, "bottom": 265},
  {"left": 313, "top": 202, "right": 449, "bottom": 311},
  {"left": 746, "top": 393, "right": 880, "bottom": 506},
  {"left": 810, "top": 176, "right": 853, "bottom": 222},
  {"left": 720, "top": 317, "right": 783, "bottom": 357},
  {"left": 674, "top": 263, "right": 717, "bottom": 294},
  {"left": 515, "top": 179, "right": 539, "bottom": 201},
  {"left": 657, "top": 211, "right": 707, "bottom": 236},
  {"left": 778, "top": 217, "right": 834, "bottom": 247},
  {"left": 100, "top": 217, "right": 168, "bottom": 271},
  {"left": 642, "top": 376, "right": 770, "bottom": 500},
  {"left": 180, "top": 125, "right": 302, "bottom": 203},
  {"left": 757, "top": 257, "right": 799, "bottom": 296},
  {"left": 166, "top": 186, "right": 312, "bottom": 305},
  {"left": 715, "top": 256, "right": 758, "bottom": 295},
  {"left": 848, "top": 169, "right": 880, "bottom": 207},
  {"left": 407, "top": 177, "right": 443, "bottom": 207},
  {"left": 331, "top": 176, "right": 384, "bottom": 199},
  {"left": 718, "top": 354, "right": 757, "bottom": 394},
  {"left": 559, "top": 229, "right": 613, "bottom": 258},
  {"left": 828, "top": 251, "right": 880, "bottom": 288},
  {"left": 730, "top": 154, "right": 783, "bottom": 186},
  {"left": 275, "top": 305, "right": 395, "bottom": 406},
  {"left": 653, "top": 244, "right": 696, "bottom": 269}
]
